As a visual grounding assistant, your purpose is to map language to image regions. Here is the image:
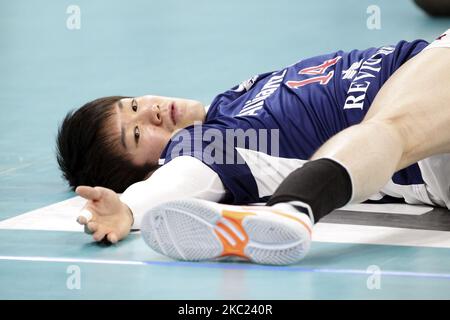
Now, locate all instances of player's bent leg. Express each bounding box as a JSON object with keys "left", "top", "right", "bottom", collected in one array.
[
  {"left": 268, "top": 46, "right": 450, "bottom": 222},
  {"left": 140, "top": 199, "right": 313, "bottom": 265},
  {"left": 363, "top": 47, "right": 450, "bottom": 166},
  {"left": 314, "top": 47, "right": 450, "bottom": 203}
]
